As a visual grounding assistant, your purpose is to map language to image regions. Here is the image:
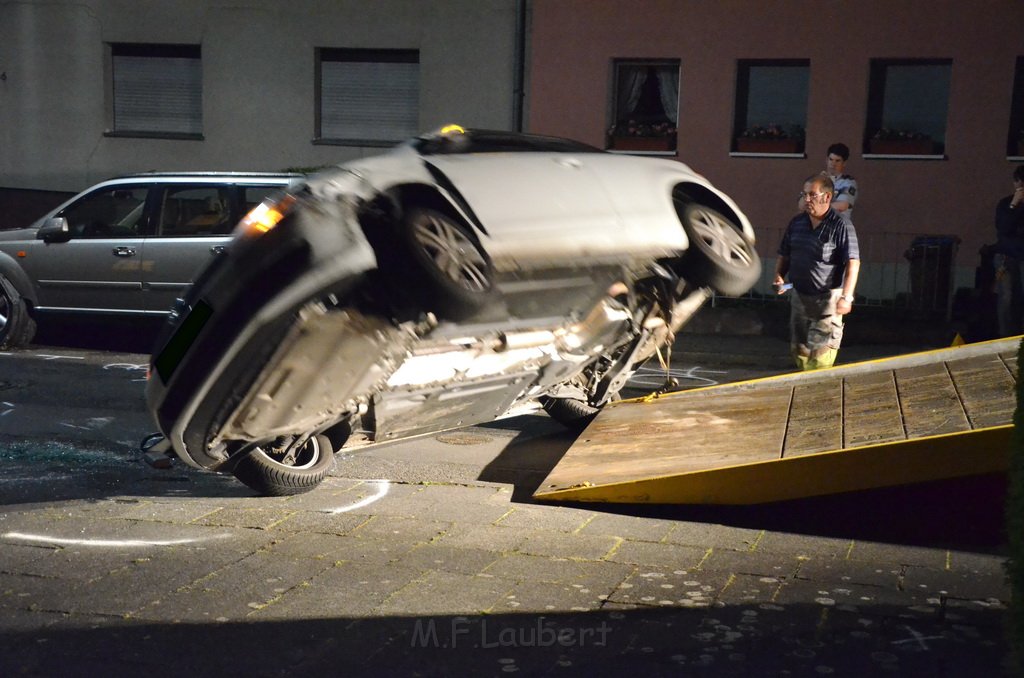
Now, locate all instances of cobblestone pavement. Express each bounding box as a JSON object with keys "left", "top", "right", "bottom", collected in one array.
[
  {"left": 0, "top": 331, "right": 1015, "bottom": 676},
  {"left": 0, "top": 412, "right": 1012, "bottom": 677}
]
